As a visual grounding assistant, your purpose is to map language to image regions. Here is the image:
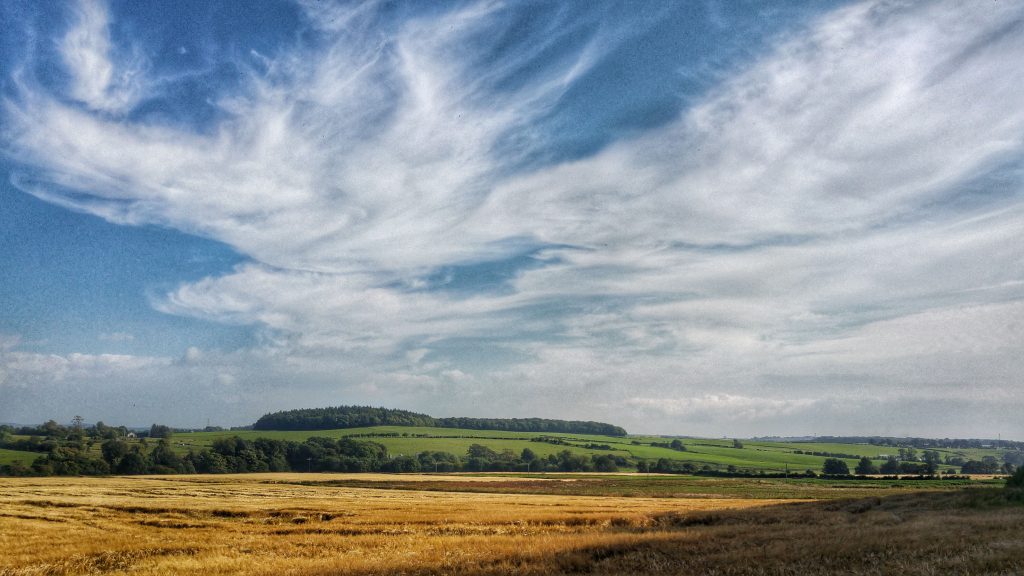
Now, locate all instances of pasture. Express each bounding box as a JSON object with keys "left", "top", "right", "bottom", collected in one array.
[
  {"left": 6, "top": 425, "right": 1010, "bottom": 475},
  {"left": 0, "top": 449, "right": 37, "bottom": 466},
  {"left": 1, "top": 474, "right": 1022, "bottom": 575},
  {"left": 171, "top": 426, "right": 1007, "bottom": 473}
]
